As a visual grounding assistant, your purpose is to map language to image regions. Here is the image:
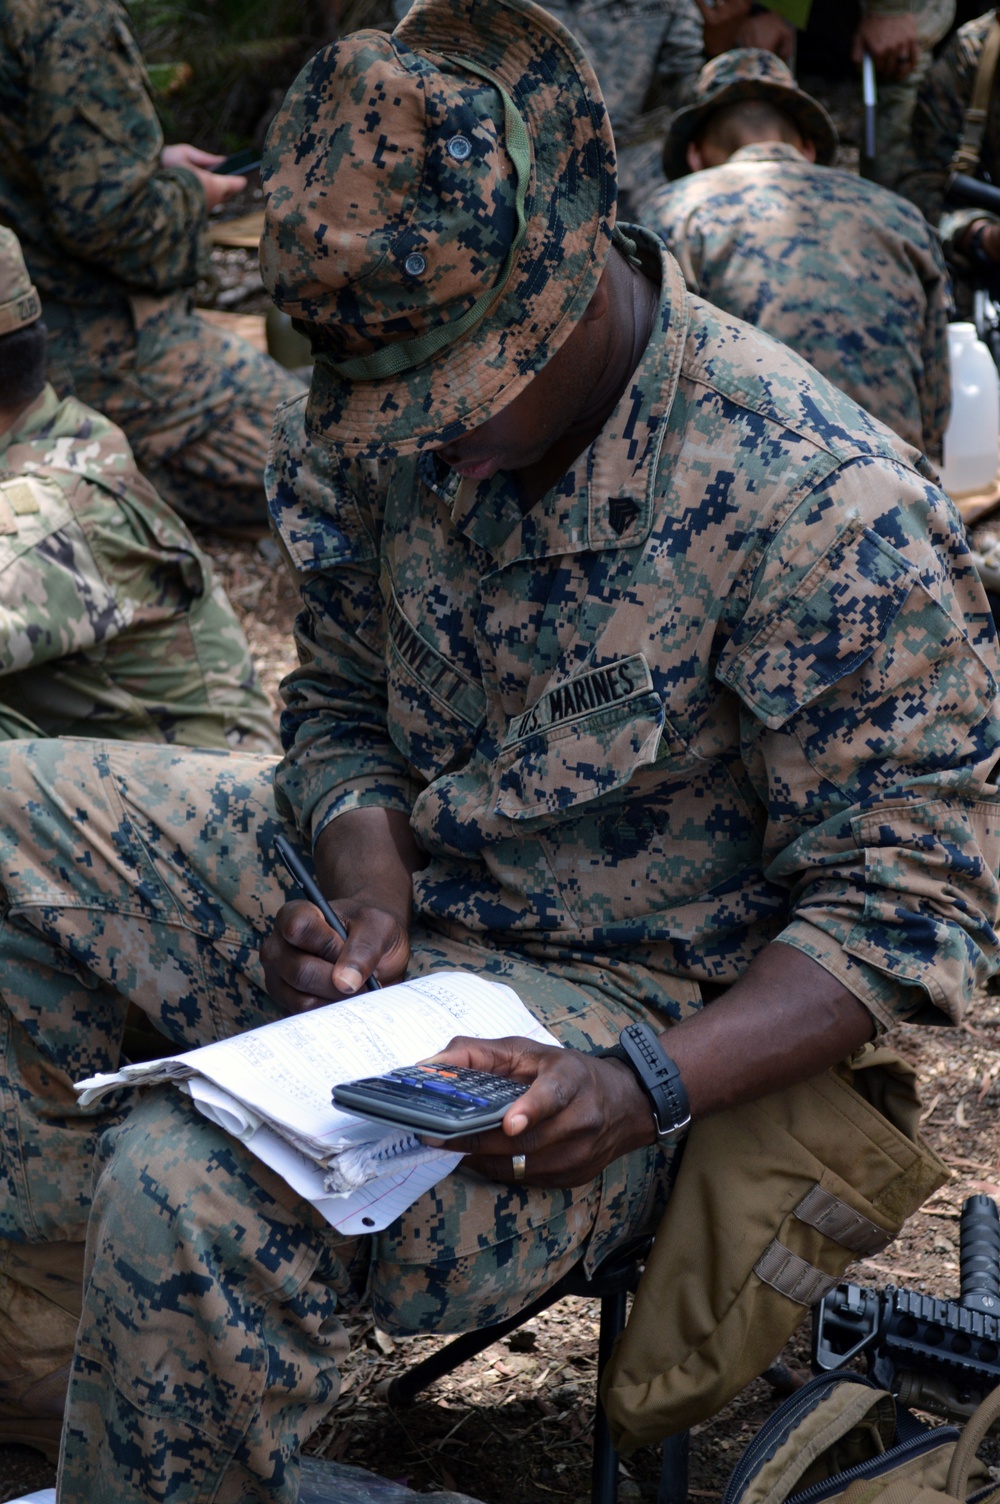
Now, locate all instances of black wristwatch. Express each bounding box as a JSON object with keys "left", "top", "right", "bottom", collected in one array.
[{"left": 599, "top": 1023, "right": 691, "bottom": 1146}]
